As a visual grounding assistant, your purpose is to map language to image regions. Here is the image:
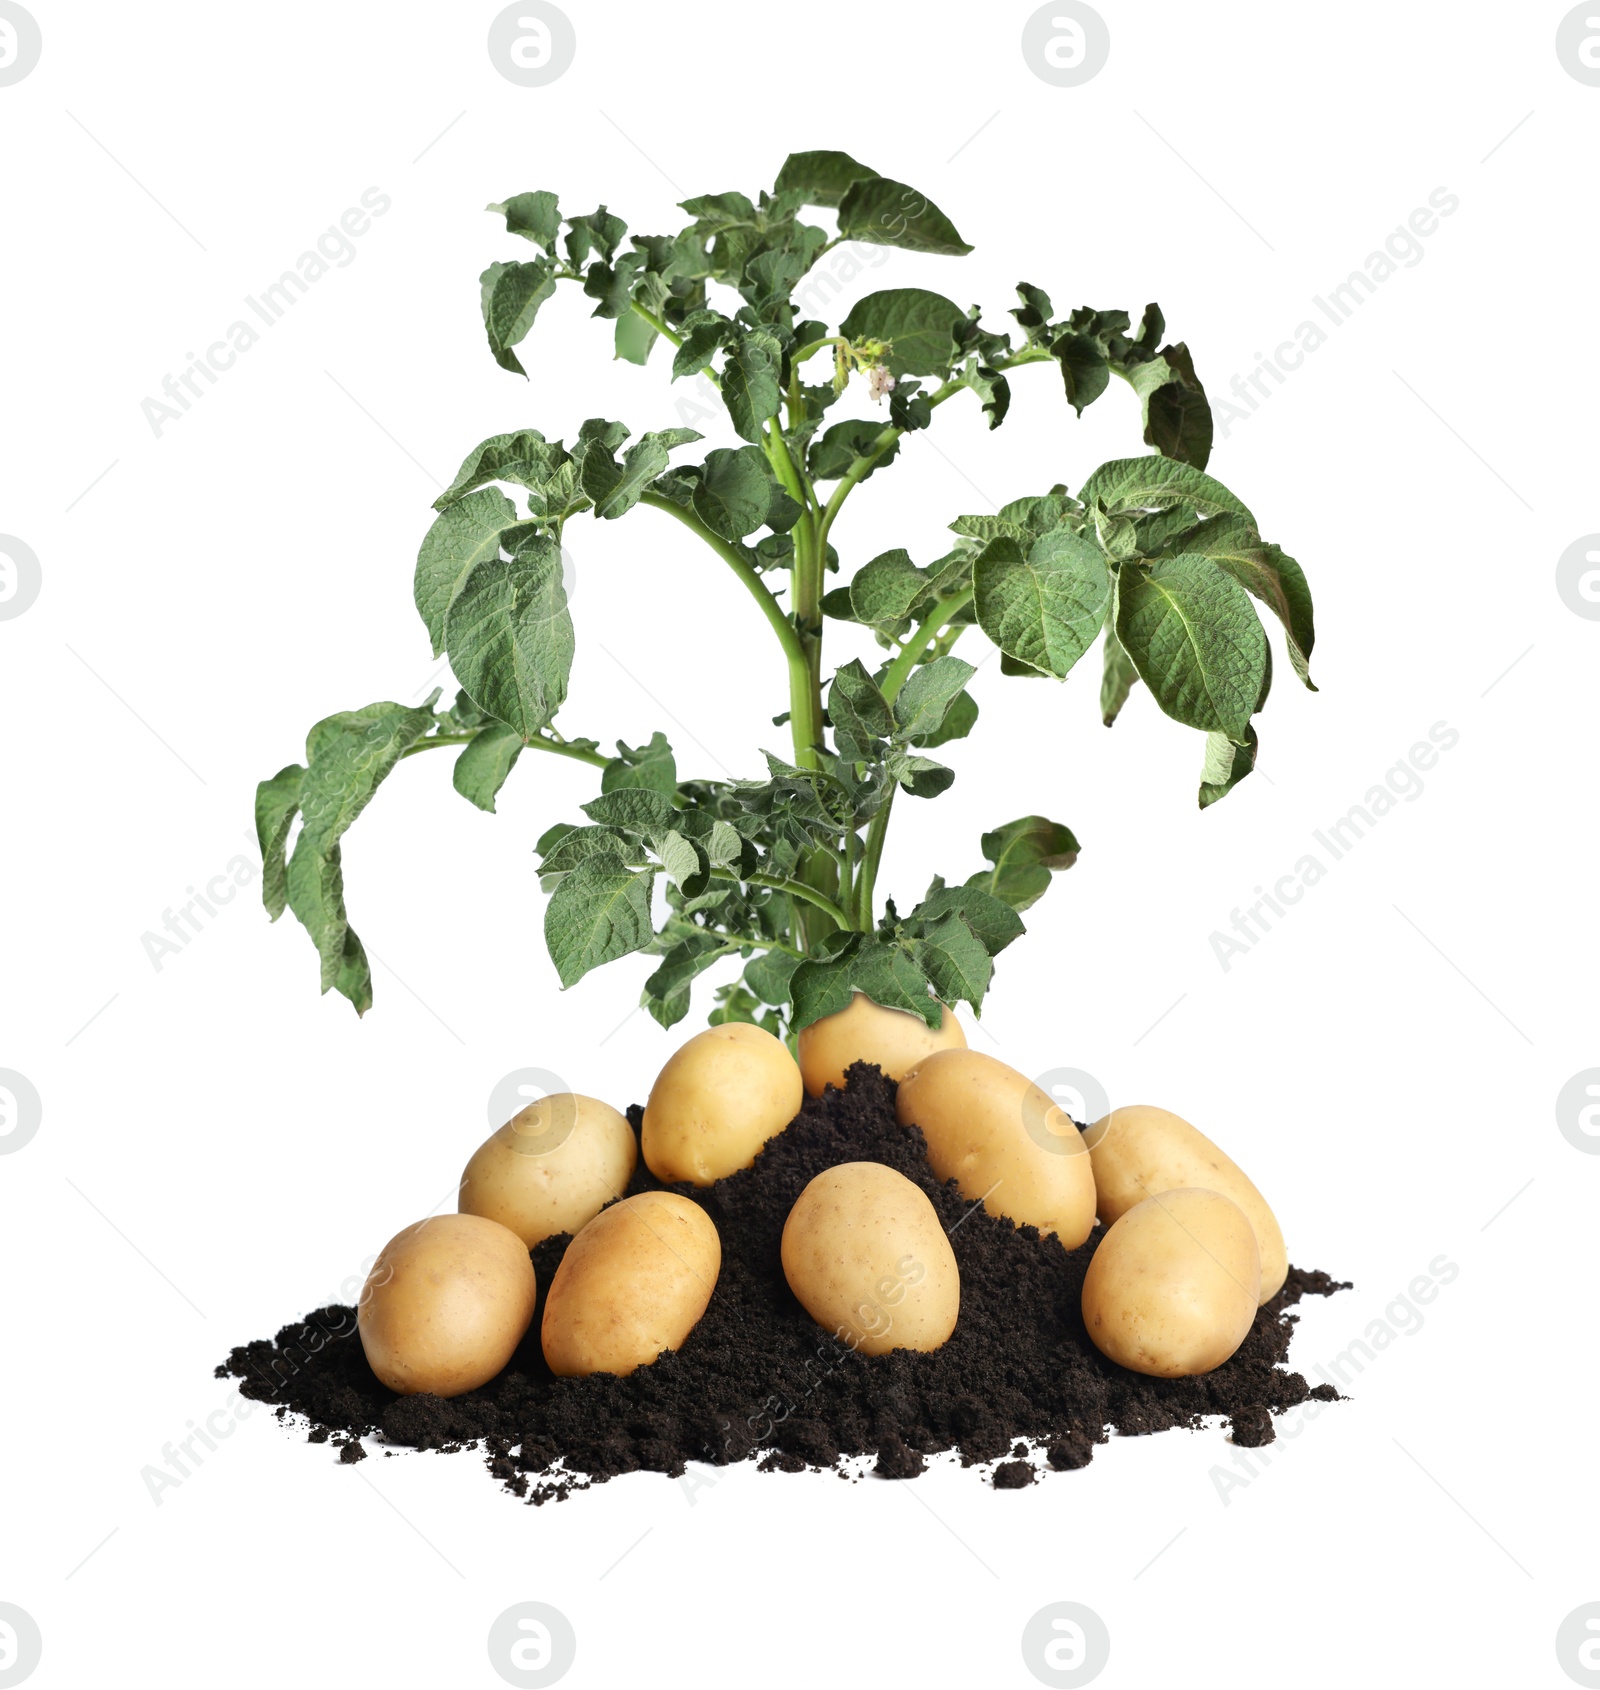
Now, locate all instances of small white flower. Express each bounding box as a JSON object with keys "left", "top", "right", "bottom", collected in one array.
[{"left": 866, "top": 364, "right": 897, "bottom": 402}]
